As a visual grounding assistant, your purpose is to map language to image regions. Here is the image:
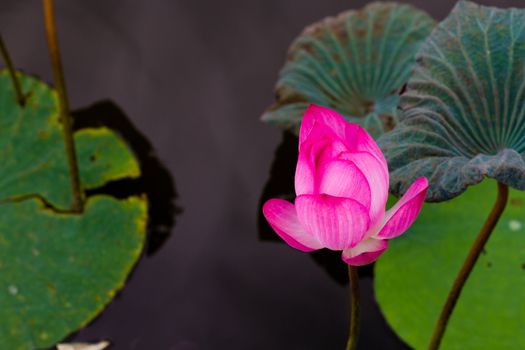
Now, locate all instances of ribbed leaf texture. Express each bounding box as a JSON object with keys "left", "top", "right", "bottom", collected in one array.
[
  {"left": 262, "top": 2, "right": 435, "bottom": 138},
  {"left": 381, "top": 1, "right": 525, "bottom": 202}
]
